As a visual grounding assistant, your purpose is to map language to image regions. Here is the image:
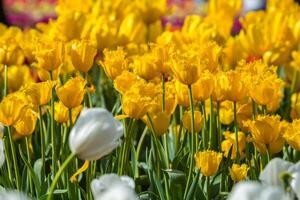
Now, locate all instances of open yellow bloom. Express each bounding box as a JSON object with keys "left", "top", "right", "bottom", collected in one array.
[
  {"left": 22, "top": 81, "right": 56, "bottom": 106},
  {"left": 221, "top": 131, "right": 246, "bottom": 159},
  {"left": 56, "top": 77, "right": 86, "bottom": 108},
  {"left": 114, "top": 71, "right": 140, "bottom": 95},
  {"left": 283, "top": 120, "right": 300, "bottom": 150},
  {"left": 0, "top": 92, "right": 28, "bottom": 126},
  {"left": 243, "top": 115, "right": 284, "bottom": 154},
  {"left": 223, "top": 70, "right": 248, "bottom": 102},
  {"left": 101, "top": 48, "right": 128, "bottom": 80},
  {"left": 13, "top": 108, "right": 37, "bottom": 136},
  {"left": 230, "top": 164, "right": 249, "bottom": 182},
  {"left": 122, "top": 93, "right": 152, "bottom": 119},
  {"left": 194, "top": 150, "right": 222, "bottom": 176},
  {"left": 0, "top": 43, "right": 25, "bottom": 66},
  {"left": 34, "top": 40, "right": 64, "bottom": 71},
  {"left": 67, "top": 40, "right": 97, "bottom": 73},
  {"left": 182, "top": 110, "right": 203, "bottom": 133}
]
